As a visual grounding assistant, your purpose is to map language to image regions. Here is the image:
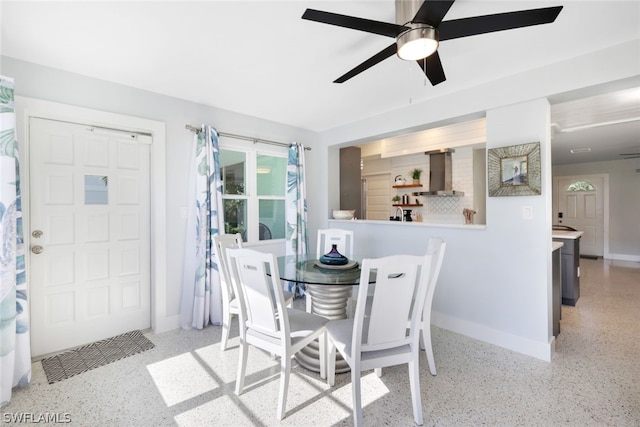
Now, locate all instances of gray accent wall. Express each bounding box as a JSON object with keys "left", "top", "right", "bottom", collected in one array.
[{"left": 339, "top": 147, "right": 362, "bottom": 218}]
